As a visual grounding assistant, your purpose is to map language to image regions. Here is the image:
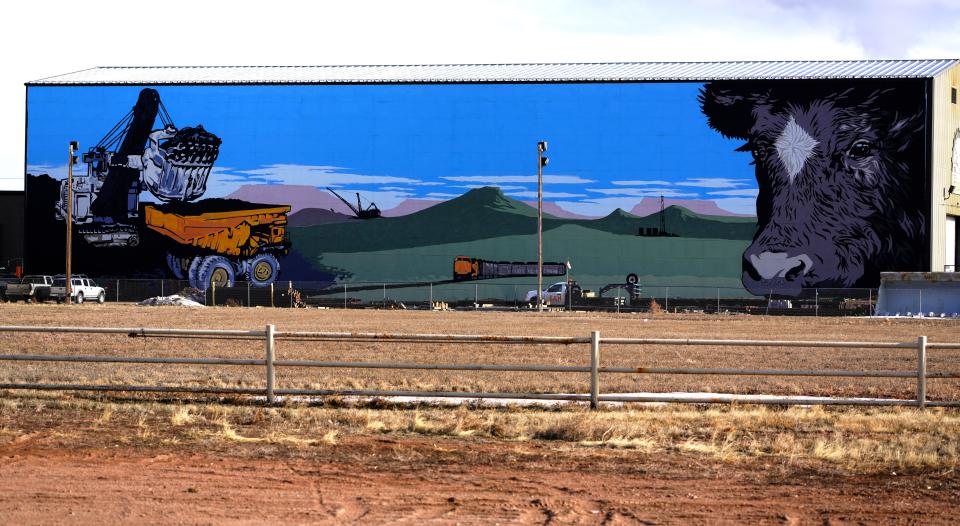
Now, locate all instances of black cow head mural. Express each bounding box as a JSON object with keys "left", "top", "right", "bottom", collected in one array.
[{"left": 700, "top": 81, "right": 928, "bottom": 296}]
